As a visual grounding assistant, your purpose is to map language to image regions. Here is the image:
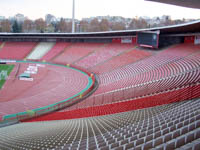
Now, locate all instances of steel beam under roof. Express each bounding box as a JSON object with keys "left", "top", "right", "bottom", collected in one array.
[{"left": 146, "top": 0, "right": 200, "bottom": 9}]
